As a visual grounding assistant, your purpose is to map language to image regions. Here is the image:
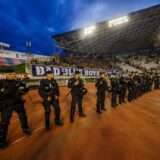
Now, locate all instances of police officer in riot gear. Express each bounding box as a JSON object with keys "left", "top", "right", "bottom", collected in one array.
[
  {"left": 133, "top": 72, "right": 140, "bottom": 99},
  {"left": 95, "top": 72, "right": 108, "bottom": 113},
  {"left": 154, "top": 74, "right": 160, "bottom": 89},
  {"left": 0, "top": 80, "right": 3, "bottom": 110},
  {"left": 0, "top": 79, "right": 4, "bottom": 122},
  {"left": 110, "top": 73, "right": 119, "bottom": 108},
  {"left": 119, "top": 73, "right": 127, "bottom": 104},
  {"left": 147, "top": 73, "right": 153, "bottom": 92},
  {"left": 128, "top": 73, "right": 135, "bottom": 102},
  {"left": 39, "top": 71, "right": 63, "bottom": 131},
  {"left": 138, "top": 73, "right": 144, "bottom": 97},
  {"left": 0, "top": 68, "right": 31, "bottom": 149},
  {"left": 142, "top": 73, "right": 148, "bottom": 94},
  {"left": 68, "top": 71, "right": 87, "bottom": 123}
]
